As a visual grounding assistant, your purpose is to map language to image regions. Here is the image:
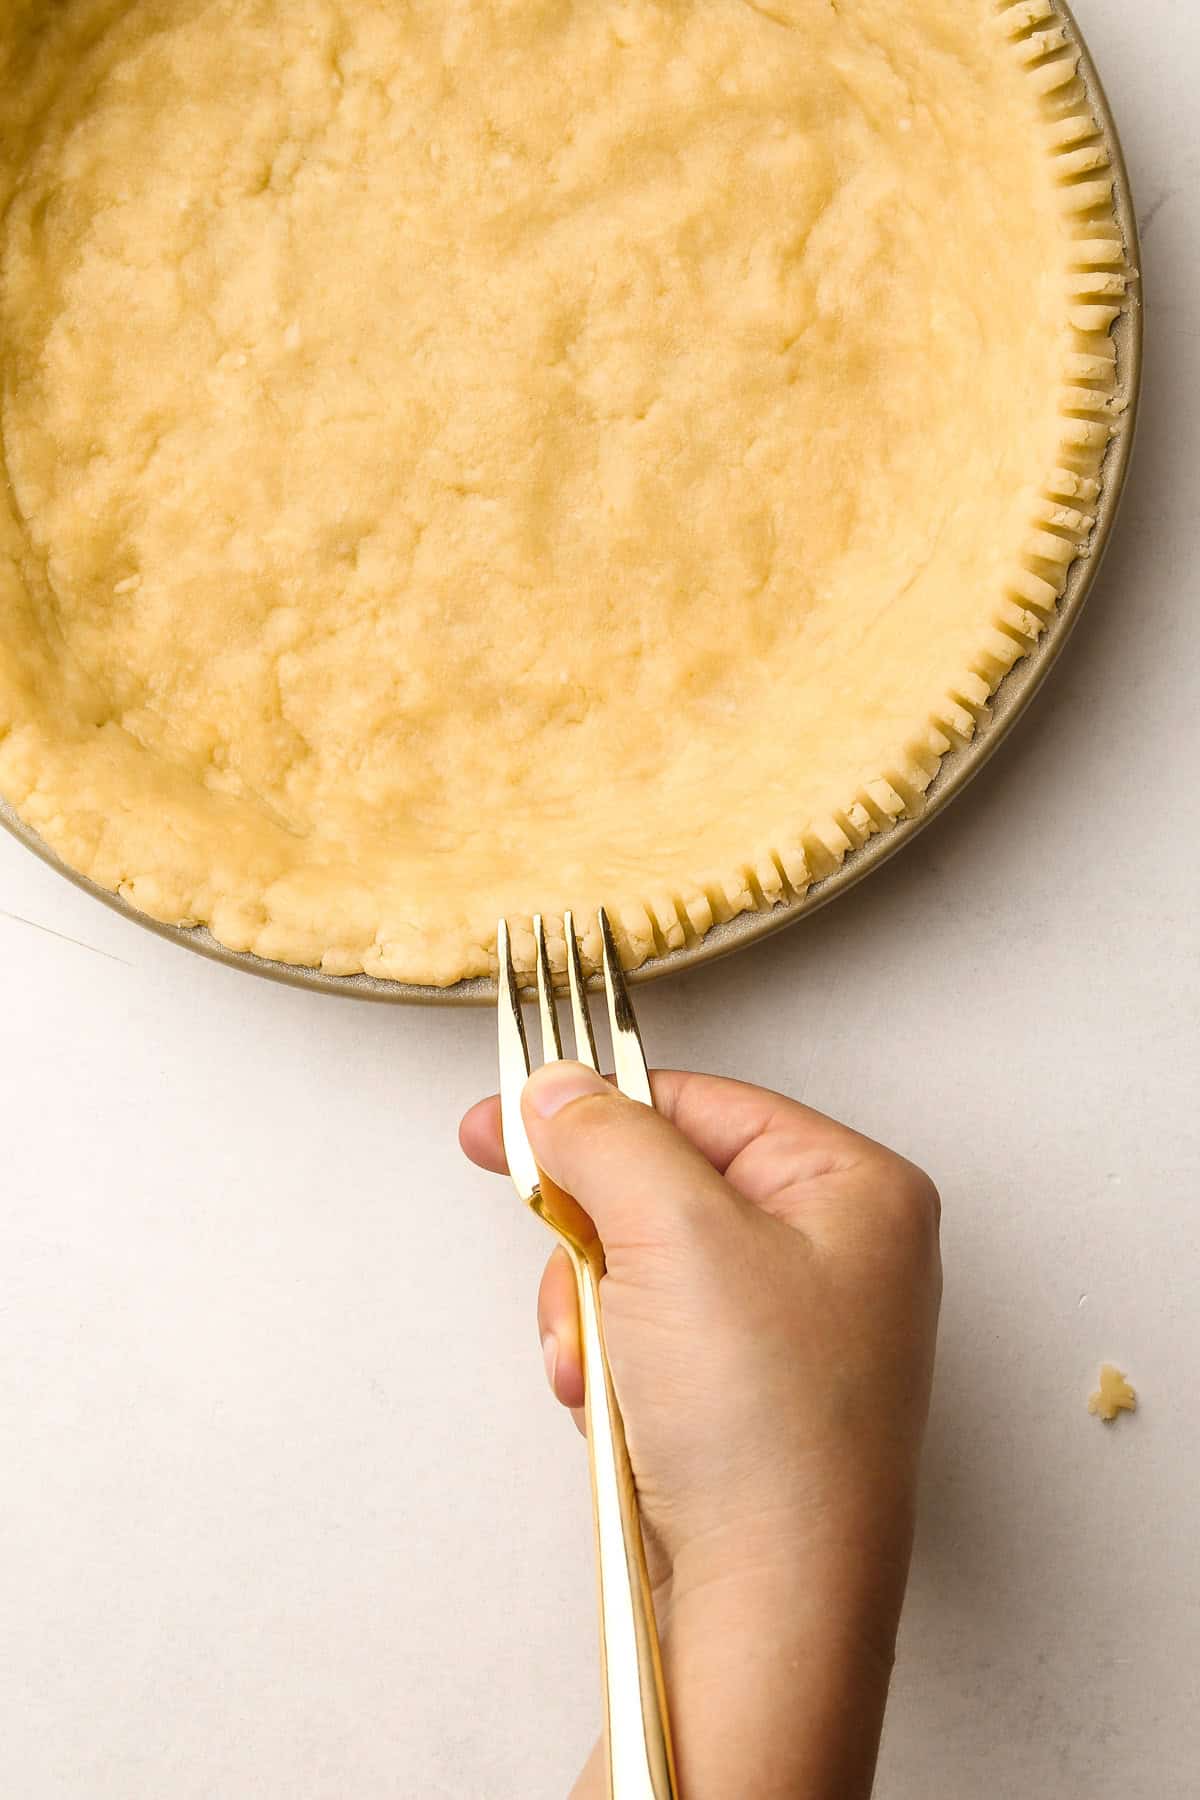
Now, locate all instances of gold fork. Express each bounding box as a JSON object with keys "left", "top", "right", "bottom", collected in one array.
[{"left": 497, "top": 908, "right": 677, "bottom": 1800}]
